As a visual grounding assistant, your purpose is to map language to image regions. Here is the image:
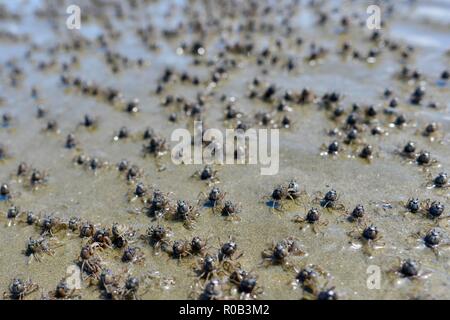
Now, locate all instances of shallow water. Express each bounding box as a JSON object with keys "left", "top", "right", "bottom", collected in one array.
[{"left": 0, "top": 0, "right": 449, "bottom": 299}]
